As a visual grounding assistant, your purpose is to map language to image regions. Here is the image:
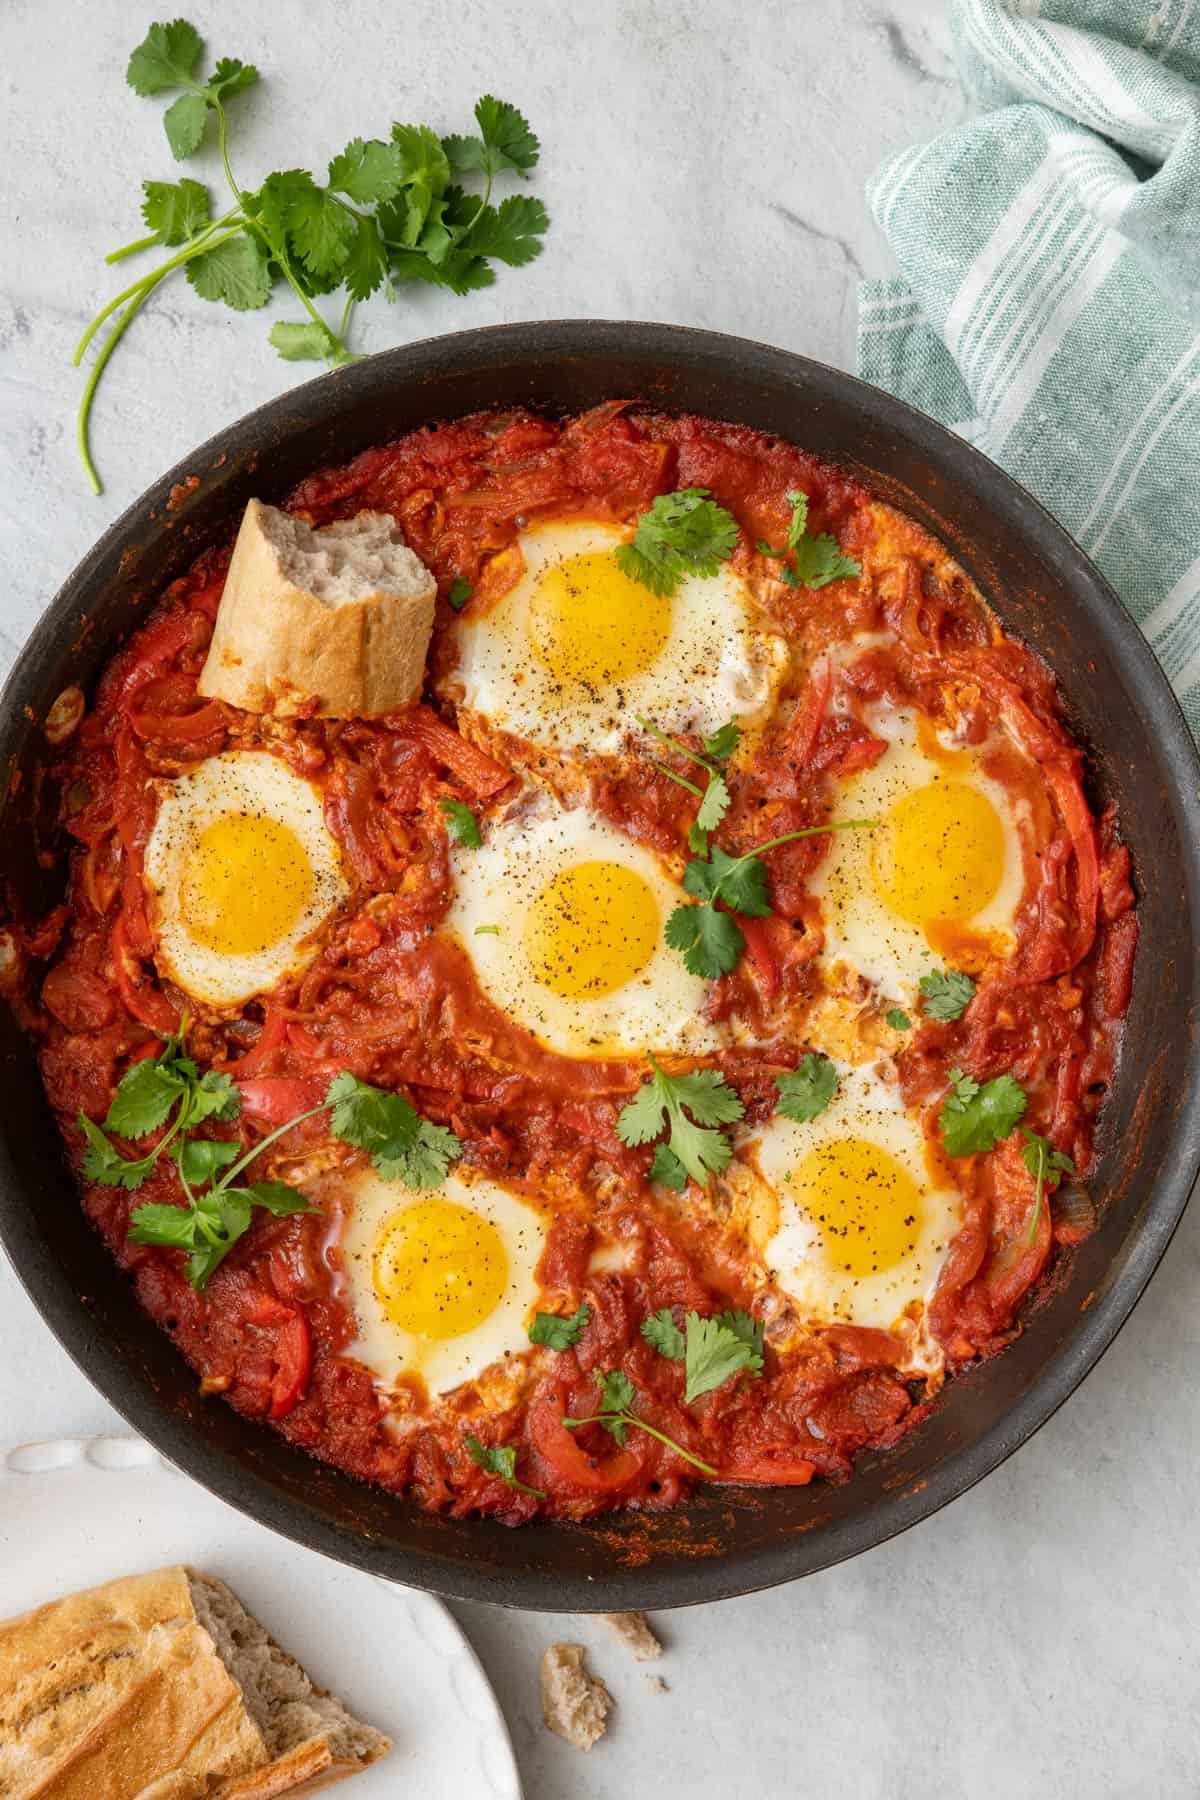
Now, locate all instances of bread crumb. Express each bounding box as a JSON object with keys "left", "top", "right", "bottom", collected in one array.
[
  {"left": 602, "top": 1610, "right": 663, "bottom": 1662},
  {"left": 540, "top": 1643, "right": 612, "bottom": 1751},
  {"left": 645, "top": 1673, "right": 669, "bottom": 1694}
]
